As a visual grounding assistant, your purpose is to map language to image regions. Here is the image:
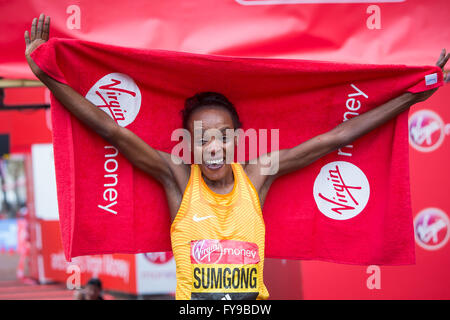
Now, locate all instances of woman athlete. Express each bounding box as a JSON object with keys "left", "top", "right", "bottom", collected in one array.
[{"left": 25, "top": 14, "right": 448, "bottom": 300}]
